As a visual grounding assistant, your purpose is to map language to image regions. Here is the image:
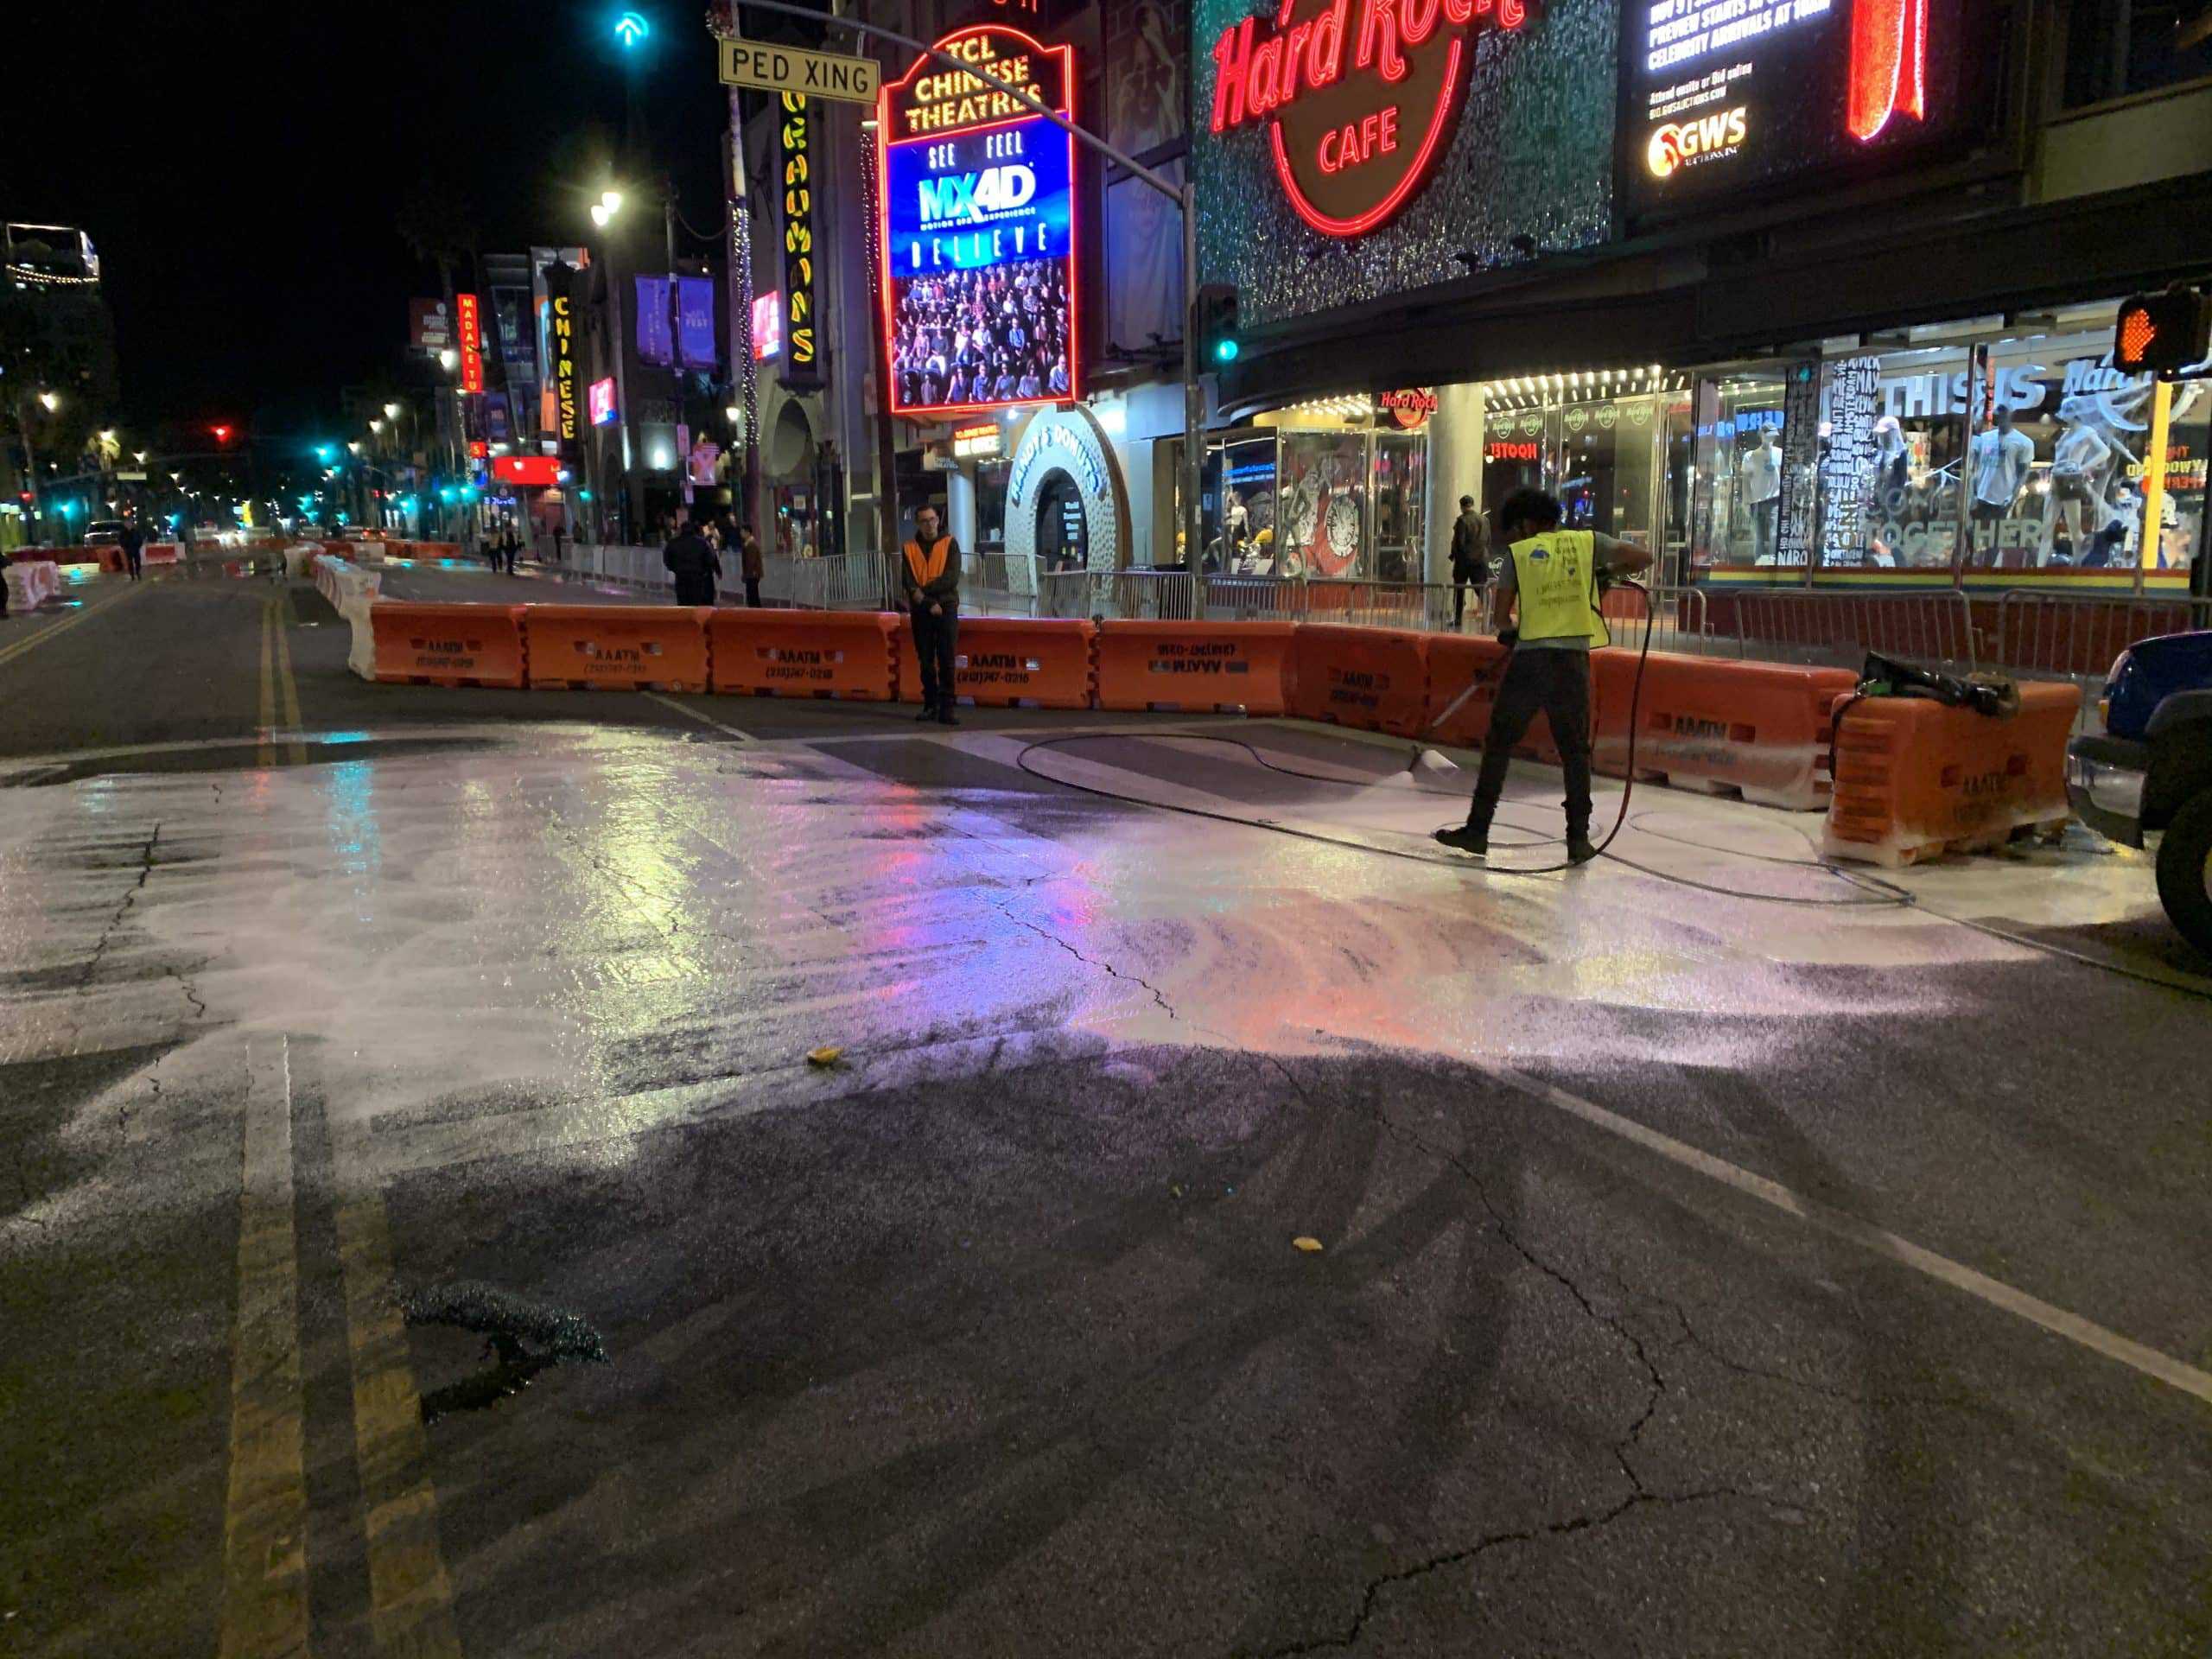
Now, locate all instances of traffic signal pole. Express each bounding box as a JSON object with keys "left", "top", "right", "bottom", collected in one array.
[{"left": 716, "top": 0, "right": 1205, "bottom": 589}]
